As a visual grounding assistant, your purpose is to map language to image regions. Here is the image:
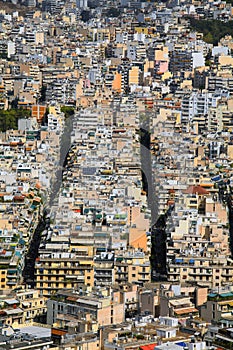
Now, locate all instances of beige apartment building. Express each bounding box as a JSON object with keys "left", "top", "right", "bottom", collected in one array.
[
  {"left": 114, "top": 250, "right": 150, "bottom": 286},
  {"left": 35, "top": 239, "right": 95, "bottom": 297},
  {"left": 0, "top": 289, "right": 46, "bottom": 327},
  {"left": 166, "top": 184, "right": 232, "bottom": 288},
  {"left": 47, "top": 289, "right": 124, "bottom": 327}
]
